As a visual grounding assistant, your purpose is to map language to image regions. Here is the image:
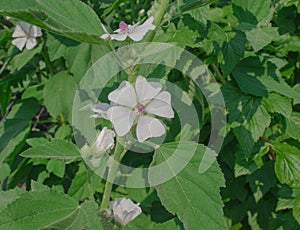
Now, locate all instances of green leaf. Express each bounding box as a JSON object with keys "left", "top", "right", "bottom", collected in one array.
[
  {"left": 0, "top": 188, "right": 25, "bottom": 212},
  {"left": 65, "top": 43, "right": 110, "bottom": 83},
  {"left": 0, "top": 98, "right": 39, "bottom": 166},
  {"left": 68, "top": 163, "right": 102, "bottom": 201},
  {"left": 43, "top": 71, "right": 77, "bottom": 122},
  {"left": 245, "top": 27, "right": 279, "bottom": 52},
  {"left": 232, "top": 0, "right": 271, "bottom": 26},
  {"left": 262, "top": 93, "right": 292, "bottom": 117},
  {"left": 124, "top": 214, "right": 182, "bottom": 230},
  {"left": 46, "top": 159, "right": 65, "bottom": 178},
  {"left": 11, "top": 44, "right": 42, "bottom": 71},
  {"left": 286, "top": 113, "right": 300, "bottom": 142},
  {"left": 0, "top": 0, "right": 105, "bottom": 44},
  {"left": 154, "top": 20, "right": 199, "bottom": 48},
  {"left": 149, "top": 142, "right": 226, "bottom": 230},
  {"left": 0, "top": 83, "right": 11, "bottom": 116},
  {"left": 273, "top": 143, "right": 300, "bottom": 185},
  {"left": 221, "top": 31, "right": 246, "bottom": 76},
  {"left": 46, "top": 32, "right": 79, "bottom": 62},
  {"left": 232, "top": 56, "right": 300, "bottom": 100},
  {"left": 0, "top": 190, "right": 103, "bottom": 229},
  {"left": 246, "top": 161, "right": 277, "bottom": 202},
  {"left": 223, "top": 83, "right": 271, "bottom": 154},
  {"left": 21, "top": 139, "right": 81, "bottom": 162}
]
